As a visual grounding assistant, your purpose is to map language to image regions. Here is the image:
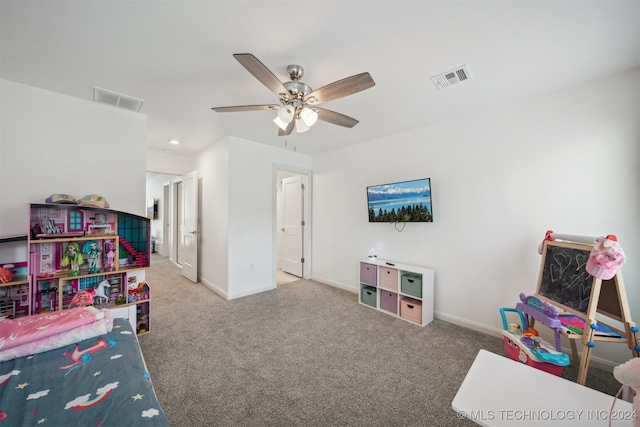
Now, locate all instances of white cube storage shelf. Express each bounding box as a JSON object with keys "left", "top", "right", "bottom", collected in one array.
[{"left": 358, "top": 259, "right": 434, "bottom": 326}]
